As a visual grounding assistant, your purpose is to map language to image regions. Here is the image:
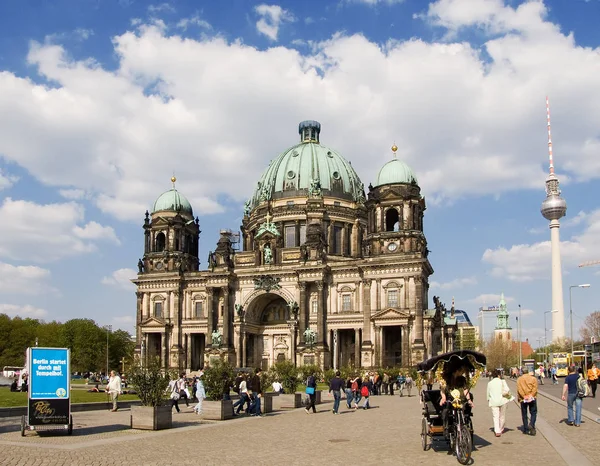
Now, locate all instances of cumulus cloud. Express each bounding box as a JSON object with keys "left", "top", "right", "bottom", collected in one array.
[
  {"left": 148, "top": 3, "right": 175, "bottom": 14},
  {"left": 254, "top": 4, "right": 295, "bottom": 41},
  {"left": 177, "top": 15, "right": 211, "bottom": 31},
  {"left": 468, "top": 293, "right": 514, "bottom": 306},
  {"left": 430, "top": 276, "right": 477, "bottom": 290},
  {"left": 0, "top": 304, "right": 47, "bottom": 318},
  {"left": 482, "top": 209, "right": 600, "bottom": 281},
  {"left": 0, "top": 1, "right": 599, "bottom": 222},
  {"left": 59, "top": 188, "right": 87, "bottom": 200},
  {"left": 0, "top": 198, "right": 119, "bottom": 263},
  {"left": 0, "top": 169, "right": 18, "bottom": 191},
  {"left": 101, "top": 268, "right": 137, "bottom": 291},
  {"left": 0, "top": 262, "right": 57, "bottom": 295},
  {"left": 350, "top": 0, "right": 405, "bottom": 5}
]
